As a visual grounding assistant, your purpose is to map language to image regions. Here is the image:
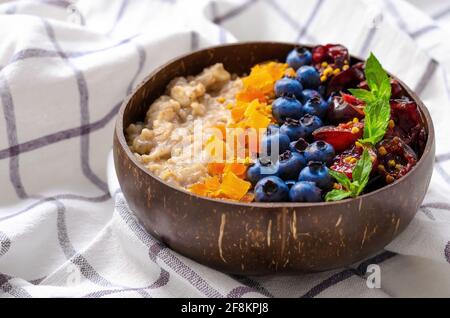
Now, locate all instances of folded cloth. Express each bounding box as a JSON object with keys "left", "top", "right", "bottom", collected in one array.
[{"left": 1, "top": 0, "right": 450, "bottom": 298}]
